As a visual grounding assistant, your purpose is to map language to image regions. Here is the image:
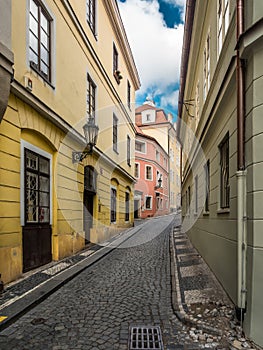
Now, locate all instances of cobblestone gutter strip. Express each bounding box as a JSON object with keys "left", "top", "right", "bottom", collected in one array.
[{"left": 170, "top": 227, "right": 222, "bottom": 337}]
